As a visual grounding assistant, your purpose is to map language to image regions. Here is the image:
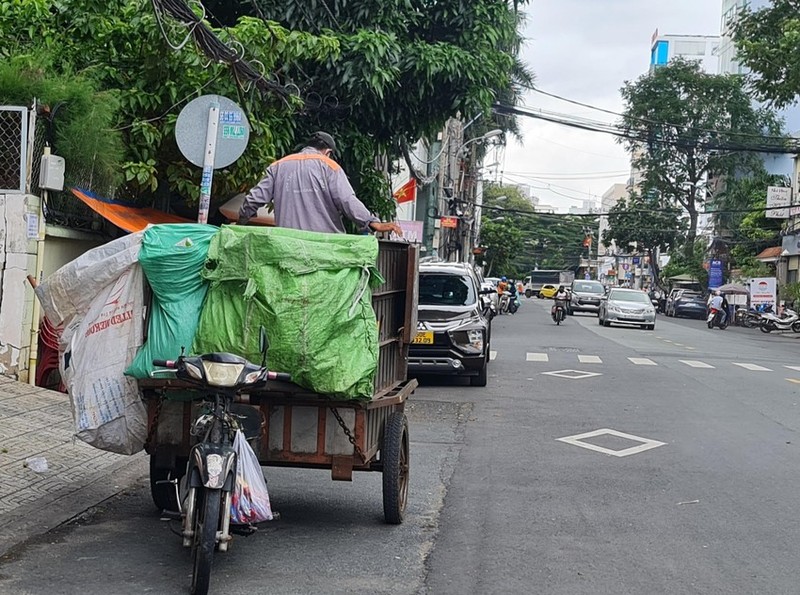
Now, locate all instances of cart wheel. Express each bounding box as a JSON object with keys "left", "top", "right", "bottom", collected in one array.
[
  {"left": 382, "top": 412, "right": 409, "bottom": 525},
  {"left": 149, "top": 454, "right": 186, "bottom": 512}
]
